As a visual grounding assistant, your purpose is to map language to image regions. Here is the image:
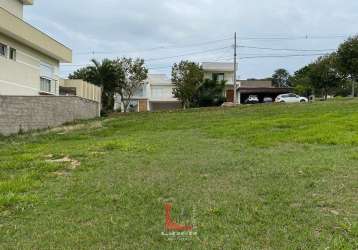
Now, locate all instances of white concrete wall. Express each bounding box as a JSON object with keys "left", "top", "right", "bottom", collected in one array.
[
  {"left": 0, "top": 0, "right": 23, "bottom": 18},
  {"left": 147, "top": 74, "right": 177, "bottom": 101},
  {"left": 150, "top": 85, "right": 175, "bottom": 100},
  {"left": 0, "top": 32, "right": 60, "bottom": 96}
]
